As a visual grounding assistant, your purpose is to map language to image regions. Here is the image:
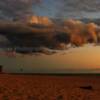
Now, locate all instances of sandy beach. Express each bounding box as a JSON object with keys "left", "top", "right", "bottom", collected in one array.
[{"left": 0, "top": 74, "right": 99, "bottom": 100}]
